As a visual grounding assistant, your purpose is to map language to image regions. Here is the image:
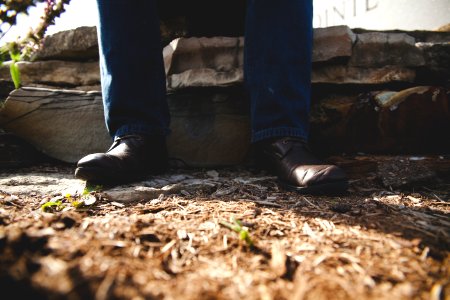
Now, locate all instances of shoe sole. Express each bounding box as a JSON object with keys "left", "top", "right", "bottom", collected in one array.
[
  {"left": 278, "top": 179, "right": 349, "bottom": 195},
  {"left": 74, "top": 167, "right": 147, "bottom": 185}
]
